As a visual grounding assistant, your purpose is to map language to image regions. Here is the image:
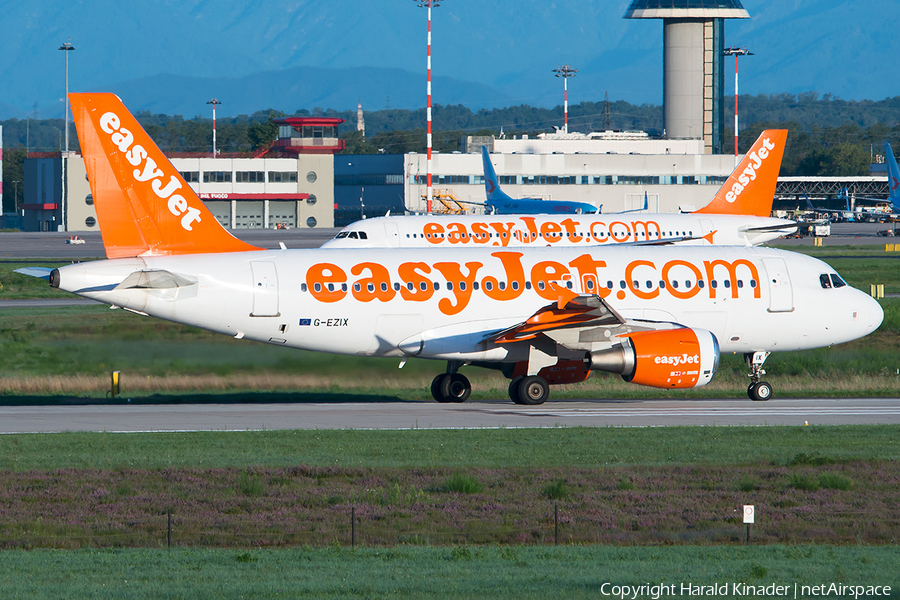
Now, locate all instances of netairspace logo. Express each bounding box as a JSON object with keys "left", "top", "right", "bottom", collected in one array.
[{"left": 598, "top": 581, "right": 892, "bottom": 599}]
